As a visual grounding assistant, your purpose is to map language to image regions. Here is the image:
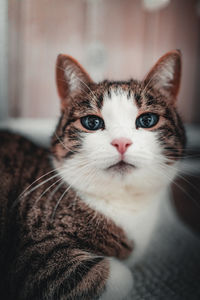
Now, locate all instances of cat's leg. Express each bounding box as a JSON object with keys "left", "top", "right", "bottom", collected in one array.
[
  {"left": 62, "top": 254, "right": 133, "bottom": 300},
  {"left": 9, "top": 245, "right": 133, "bottom": 300},
  {"left": 10, "top": 247, "right": 108, "bottom": 300},
  {"left": 100, "top": 257, "right": 133, "bottom": 300},
  {"left": 65, "top": 254, "right": 133, "bottom": 300}
]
